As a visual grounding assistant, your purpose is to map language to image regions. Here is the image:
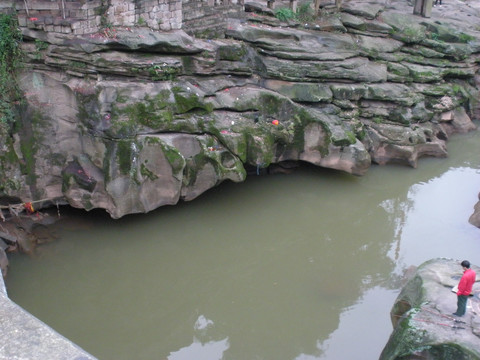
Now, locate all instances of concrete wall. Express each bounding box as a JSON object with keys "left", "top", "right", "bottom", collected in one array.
[{"left": 0, "top": 275, "right": 97, "bottom": 360}]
